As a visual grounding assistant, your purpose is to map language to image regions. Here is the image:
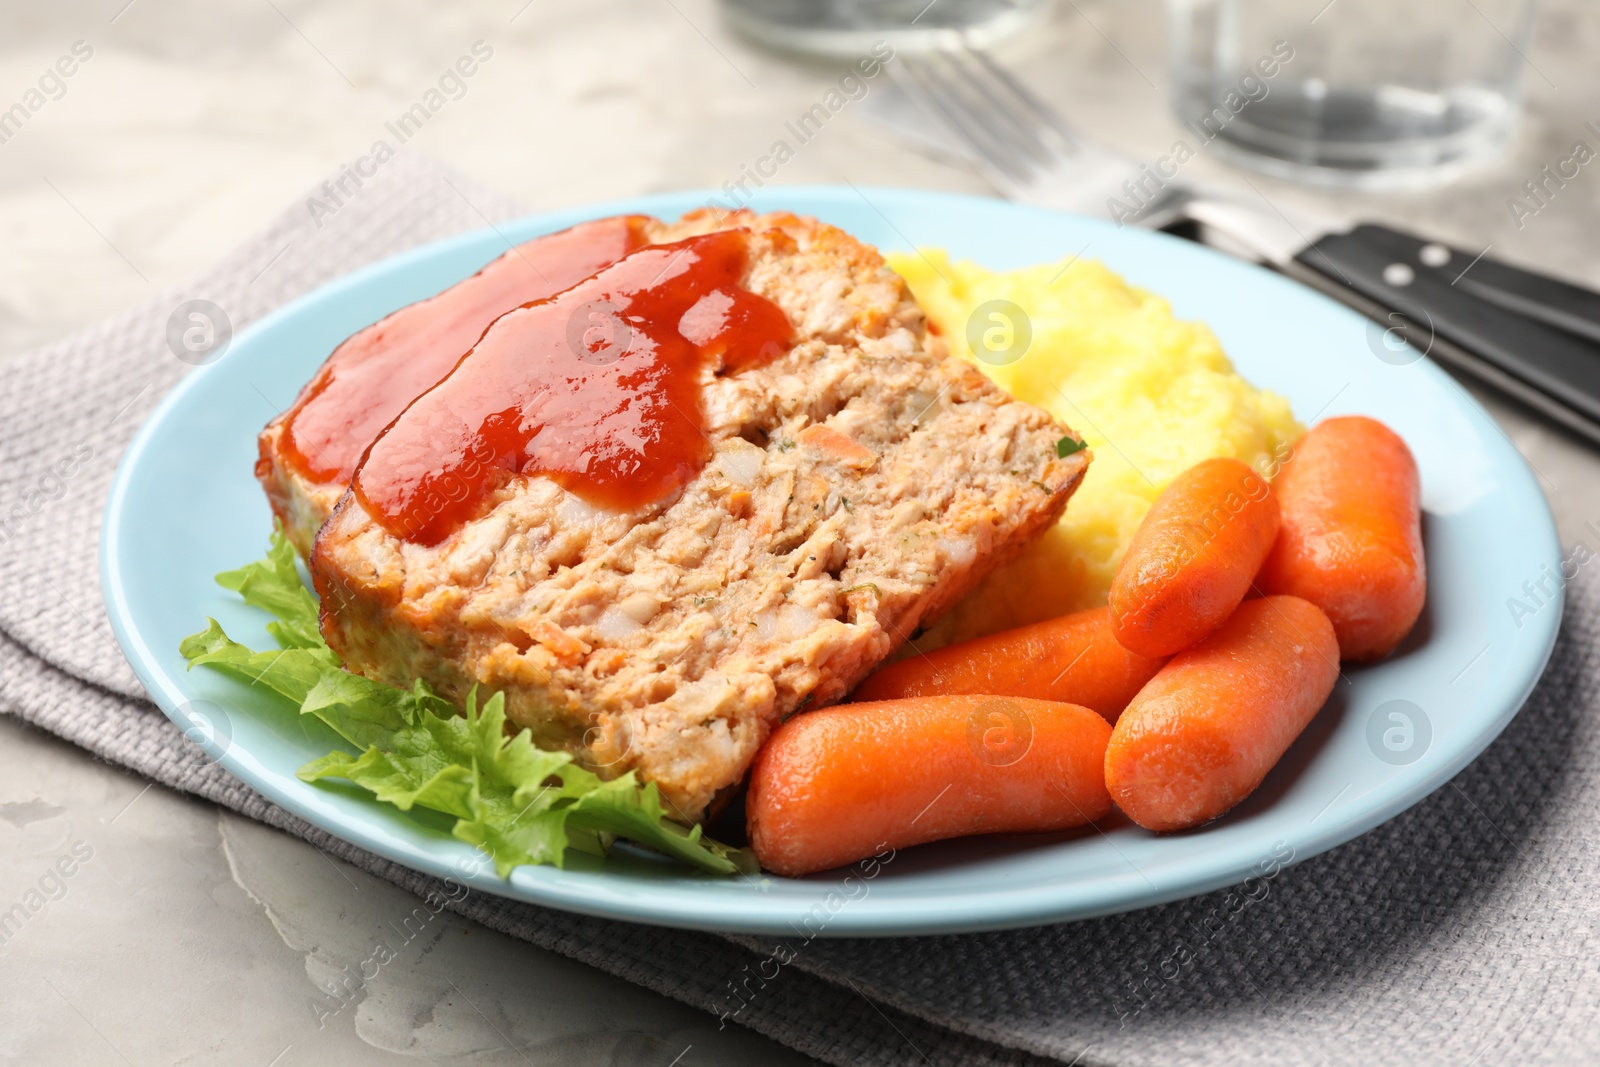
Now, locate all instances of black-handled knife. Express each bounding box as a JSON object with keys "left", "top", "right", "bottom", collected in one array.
[{"left": 1286, "top": 226, "right": 1600, "bottom": 446}]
